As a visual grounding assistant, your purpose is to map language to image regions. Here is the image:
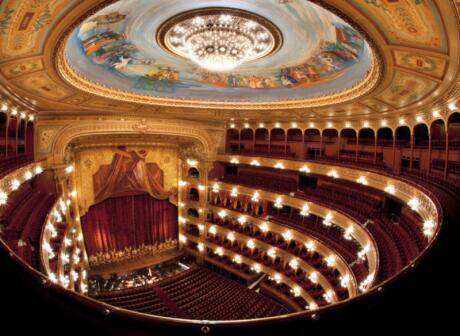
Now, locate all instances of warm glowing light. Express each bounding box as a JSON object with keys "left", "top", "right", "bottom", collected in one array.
[
  {"left": 357, "top": 244, "right": 370, "bottom": 261},
  {"left": 327, "top": 122, "right": 333, "bottom": 128},
  {"left": 327, "top": 170, "right": 339, "bottom": 179},
  {"left": 274, "top": 196, "right": 283, "bottom": 209},
  {"left": 164, "top": 10, "right": 277, "bottom": 71},
  {"left": 325, "top": 255, "right": 336, "bottom": 267},
  {"left": 0, "top": 191, "right": 8, "bottom": 205},
  {"left": 267, "top": 248, "right": 276, "bottom": 259},
  {"left": 186, "top": 159, "right": 198, "bottom": 166},
  {"left": 179, "top": 234, "right": 187, "bottom": 244},
  {"left": 198, "top": 243, "right": 204, "bottom": 252},
  {"left": 384, "top": 184, "right": 396, "bottom": 195},
  {"left": 218, "top": 210, "right": 227, "bottom": 218},
  {"left": 259, "top": 222, "right": 269, "bottom": 233},
  {"left": 432, "top": 110, "right": 441, "bottom": 118},
  {"left": 305, "top": 241, "right": 315, "bottom": 252},
  {"left": 28, "top": 114, "right": 35, "bottom": 122},
  {"left": 230, "top": 187, "right": 238, "bottom": 197},
  {"left": 299, "top": 165, "right": 310, "bottom": 174},
  {"left": 11, "top": 179, "right": 20, "bottom": 191},
  {"left": 309, "top": 272, "right": 318, "bottom": 284},
  {"left": 399, "top": 118, "right": 405, "bottom": 125},
  {"left": 345, "top": 122, "right": 351, "bottom": 128},
  {"left": 244, "top": 123, "right": 250, "bottom": 129},
  {"left": 340, "top": 274, "right": 350, "bottom": 288},
  {"left": 24, "top": 171, "right": 33, "bottom": 180},
  {"left": 363, "top": 121, "right": 369, "bottom": 128},
  {"left": 322, "top": 213, "right": 333, "bottom": 226},
  {"left": 416, "top": 115, "right": 423, "bottom": 123},
  {"left": 251, "top": 263, "right": 262, "bottom": 273},
  {"left": 408, "top": 197, "right": 420, "bottom": 211},
  {"left": 250, "top": 160, "right": 261, "bottom": 166},
  {"left": 273, "top": 273, "right": 282, "bottom": 284},
  {"left": 275, "top": 122, "right": 281, "bottom": 128},
  {"left": 179, "top": 216, "right": 187, "bottom": 224},
  {"left": 423, "top": 219, "right": 436, "bottom": 237},
  {"left": 215, "top": 247, "right": 224, "bottom": 256},
  {"left": 229, "top": 123, "right": 236, "bottom": 128},
  {"left": 448, "top": 102, "right": 457, "bottom": 111},
  {"left": 20, "top": 112, "right": 27, "bottom": 119},
  {"left": 65, "top": 165, "right": 74, "bottom": 174},
  {"left": 282, "top": 230, "right": 293, "bottom": 241},
  {"left": 289, "top": 258, "right": 299, "bottom": 269},
  {"left": 35, "top": 166, "right": 43, "bottom": 174},
  {"left": 356, "top": 176, "right": 368, "bottom": 185},
  {"left": 197, "top": 224, "right": 205, "bottom": 231},
  {"left": 238, "top": 215, "right": 246, "bottom": 225},
  {"left": 251, "top": 191, "right": 260, "bottom": 202},
  {"left": 179, "top": 180, "right": 189, "bottom": 187},
  {"left": 291, "top": 122, "right": 297, "bottom": 128},
  {"left": 209, "top": 226, "right": 217, "bottom": 235},
  {"left": 309, "top": 122, "right": 315, "bottom": 128},
  {"left": 198, "top": 184, "right": 206, "bottom": 191},
  {"left": 212, "top": 183, "right": 220, "bottom": 193},
  {"left": 227, "top": 232, "right": 235, "bottom": 242},
  {"left": 381, "top": 120, "right": 387, "bottom": 127},
  {"left": 274, "top": 162, "right": 285, "bottom": 169},
  {"left": 48, "top": 273, "right": 58, "bottom": 283},
  {"left": 230, "top": 158, "right": 239, "bottom": 164},
  {"left": 292, "top": 286, "right": 301, "bottom": 297},
  {"left": 323, "top": 290, "right": 334, "bottom": 303},
  {"left": 359, "top": 273, "right": 375, "bottom": 292},
  {"left": 259, "top": 123, "right": 264, "bottom": 128},
  {"left": 247, "top": 239, "right": 255, "bottom": 249},
  {"left": 300, "top": 204, "right": 310, "bottom": 217},
  {"left": 344, "top": 226, "right": 354, "bottom": 240},
  {"left": 233, "top": 255, "right": 242, "bottom": 264}
]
